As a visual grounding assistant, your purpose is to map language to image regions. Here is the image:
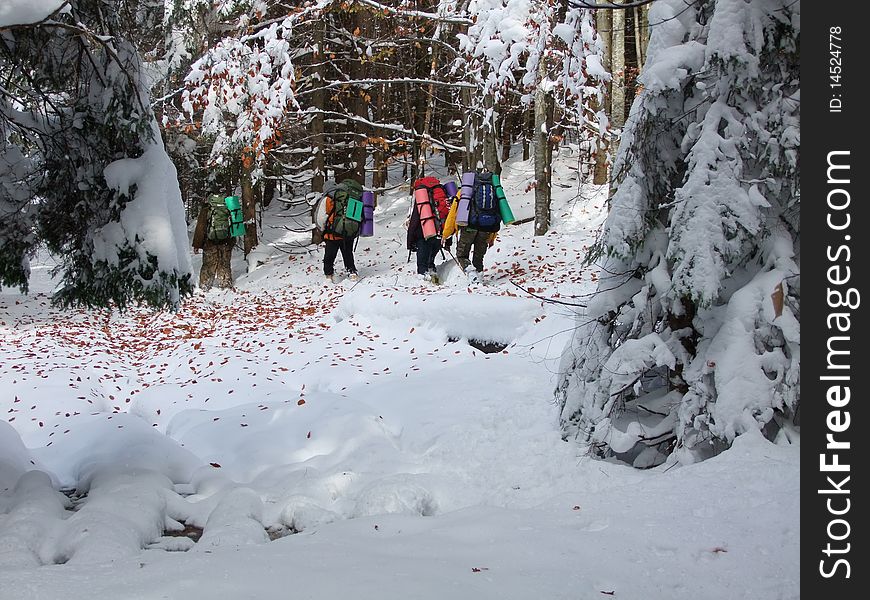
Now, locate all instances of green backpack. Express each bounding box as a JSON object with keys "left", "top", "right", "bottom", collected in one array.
[
  {"left": 324, "top": 179, "right": 364, "bottom": 238},
  {"left": 206, "top": 194, "right": 246, "bottom": 241},
  {"left": 206, "top": 194, "right": 231, "bottom": 241}
]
